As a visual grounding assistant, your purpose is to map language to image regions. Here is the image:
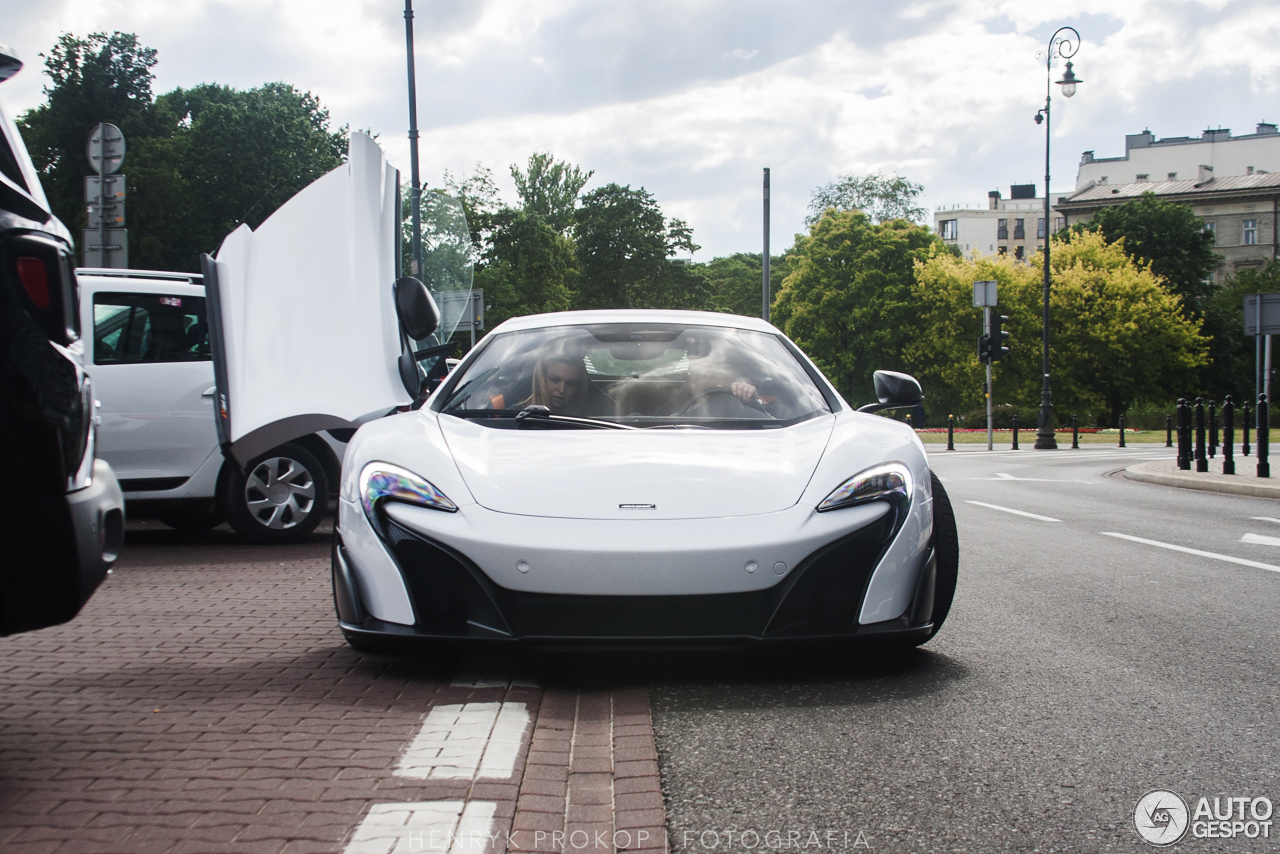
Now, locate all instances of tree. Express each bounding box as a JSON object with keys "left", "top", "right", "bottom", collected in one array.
[
  {"left": 771, "top": 210, "right": 943, "bottom": 403},
  {"left": 806, "top": 173, "right": 927, "bottom": 226},
  {"left": 572, "top": 184, "right": 711, "bottom": 310},
  {"left": 1200, "top": 261, "right": 1280, "bottom": 401},
  {"left": 443, "top": 163, "right": 502, "bottom": 255},
  {"left": 1068, "top": 192, "right": 1219, "bottom": 315},
  {"left": 697, "top": 253, "right": 792, "bottom": 317},
  {"left": 17, "top": 32, "right": 163, "bottom": 237},
  {"left": 511, "top": 153, "right": 592, "bottom": 234},
  {"left": 911, "top": 230, "right": 1208, "bottom": 425},
  {"left": 474, "top": 209, "right": 576, "bottom": 331}
]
